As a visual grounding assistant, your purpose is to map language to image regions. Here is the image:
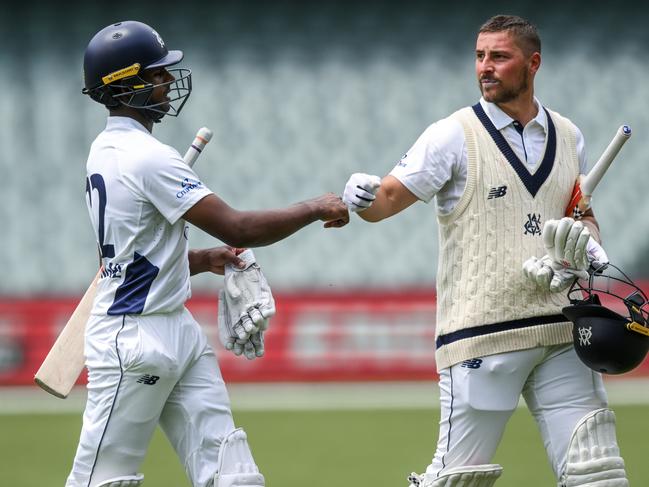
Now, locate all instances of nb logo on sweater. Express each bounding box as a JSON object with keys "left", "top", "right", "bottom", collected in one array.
[
  {"left": 137, "top": 374, "right": 160, "bottom": 385},
  {"left": 487, "top": 185, "right": 507, "bottom": 199},
  {"left": 461, "top": 358, "right": 483, "bottom": 369}
]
